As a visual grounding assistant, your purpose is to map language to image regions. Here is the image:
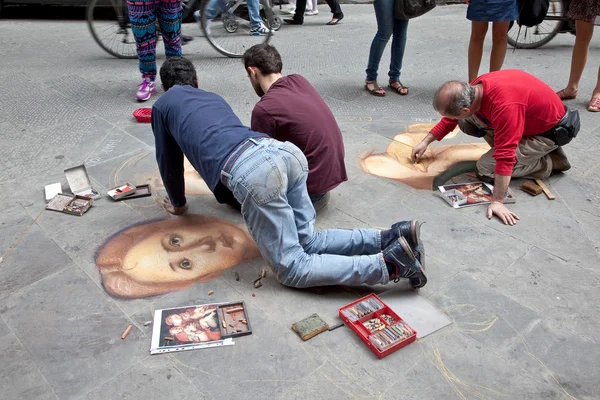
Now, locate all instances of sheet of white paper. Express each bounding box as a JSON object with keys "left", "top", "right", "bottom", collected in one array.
[
  {"left": 44, "top": 182, "right": 62, "bottom": 202},
  {"left": 377, "top": 289, "right": 452, "bottom": 339}
]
